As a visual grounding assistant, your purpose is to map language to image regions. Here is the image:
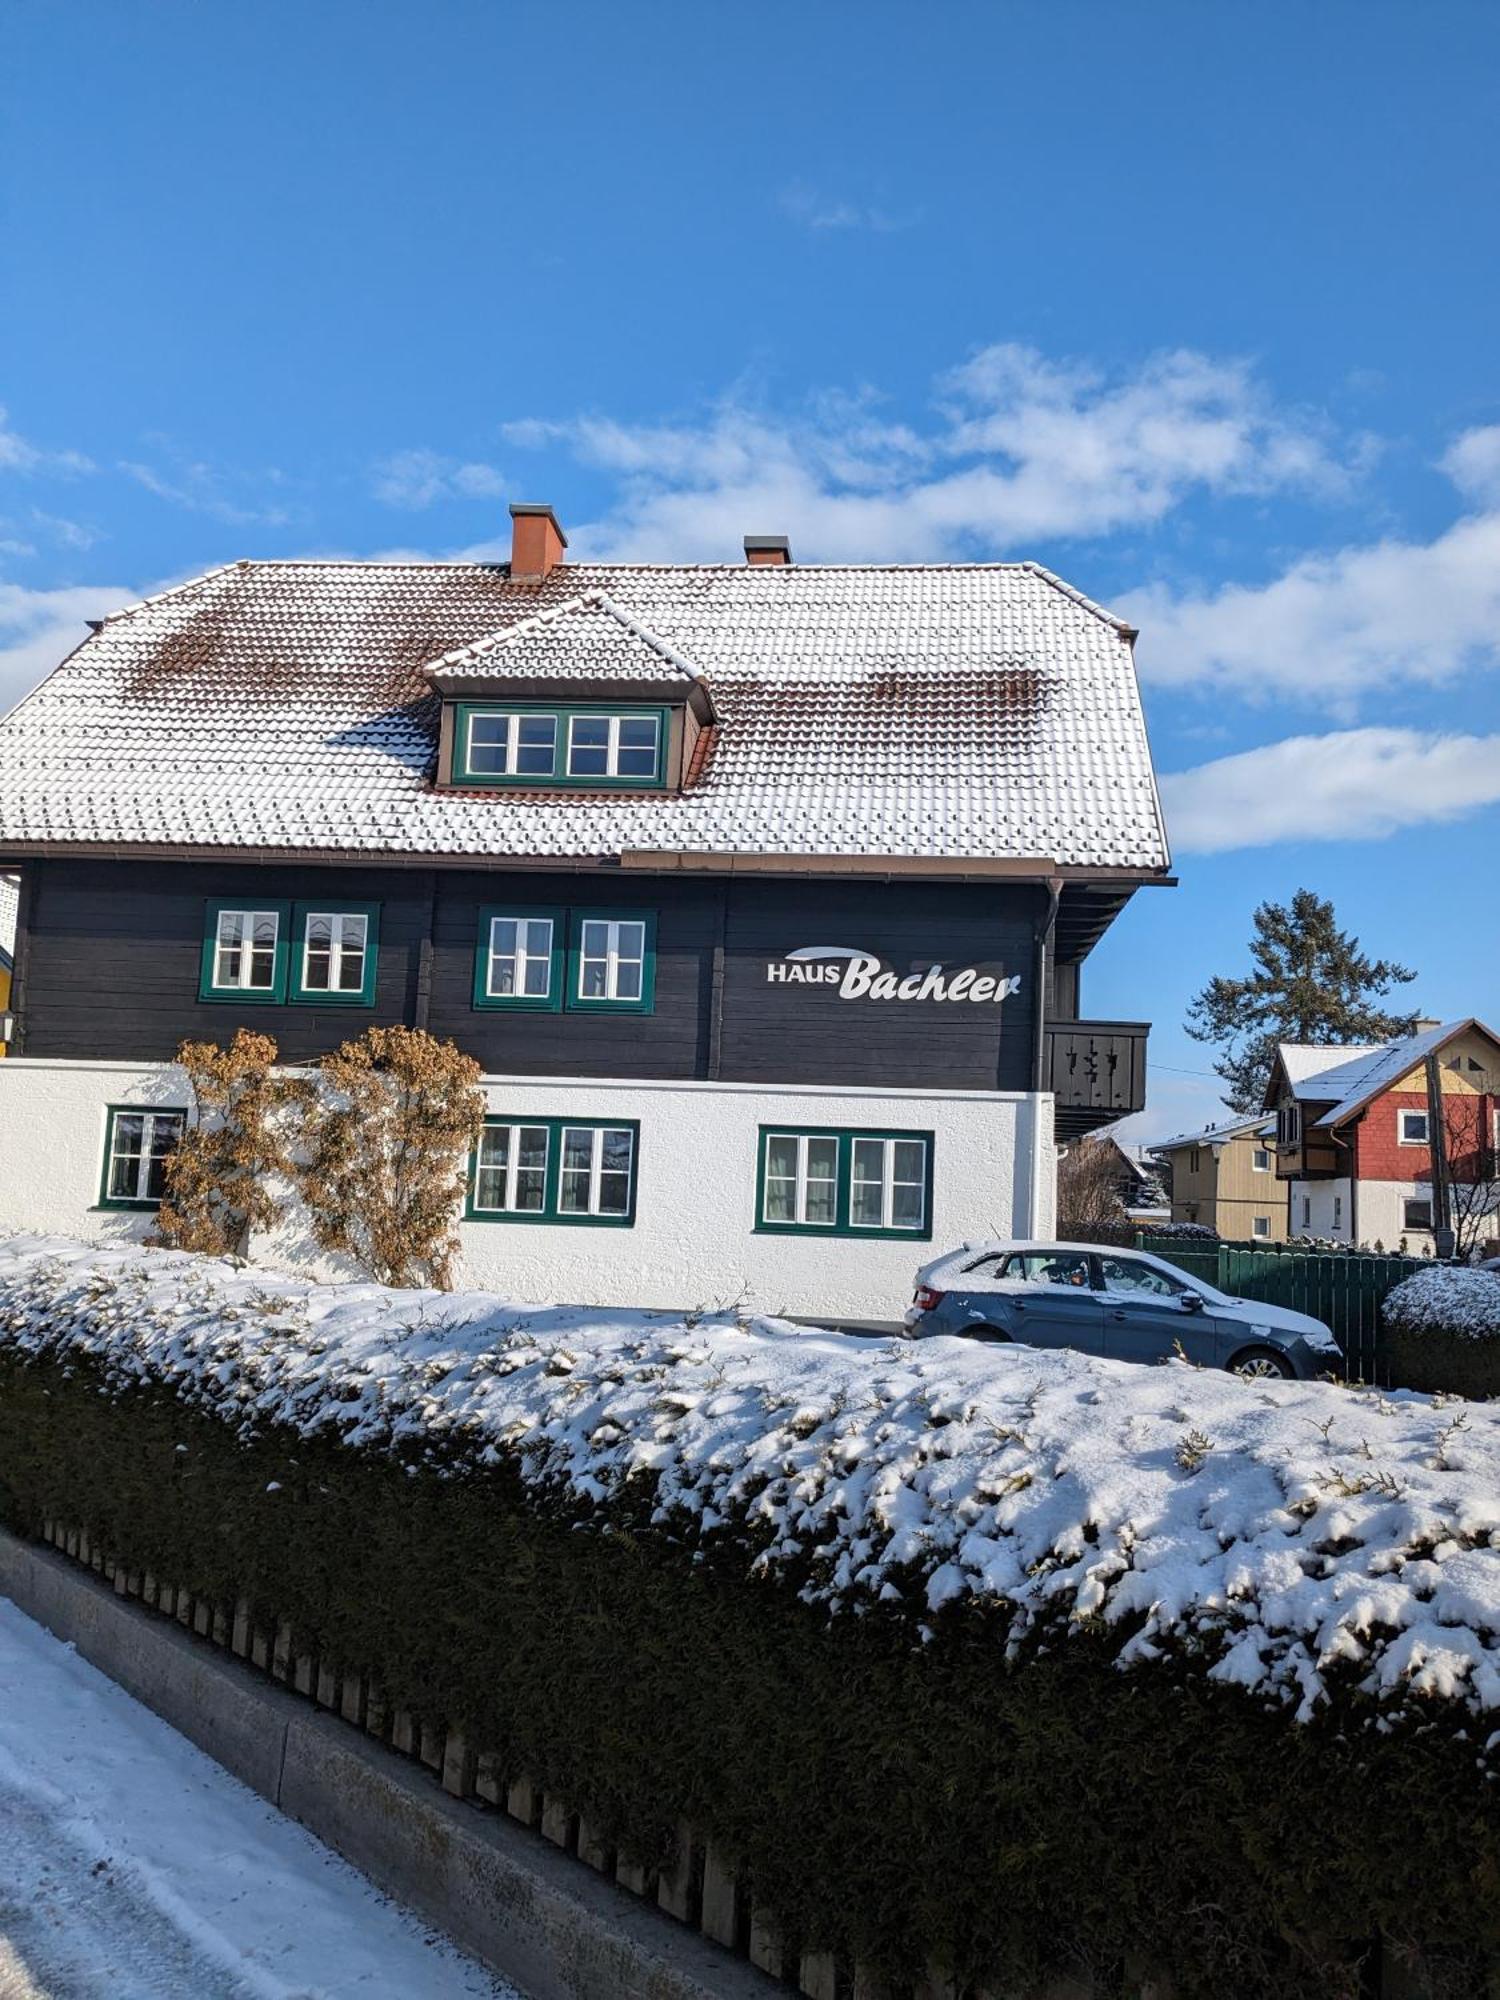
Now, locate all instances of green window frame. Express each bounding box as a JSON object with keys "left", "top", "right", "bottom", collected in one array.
[
  {"left": 566, "top": 909, "right": 657, "bottom": 1013},
  {"left": 98, "top": 1105, "right": 187, "bottom": 1210},
  {"left": 470, "top": 907, "right": 656, "bottom": 1015},
  {"left": 754, "top": 1126, "right": 934, "bottom": 1239},
  {"left": 466, "top": 1116, "right": 639, "bottom": 1227},
  {"left": 452, "top": 703, "right": 669, "bottom": 790},
  {"left": 199, "top": 899, "right": 292, "bottom": 1003},
  {"left": 473, "top": 906, "right": 565, "bottom": 1011},
  {"left": 289, "top": 901, "right": 381, "bottom": 1007}
]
